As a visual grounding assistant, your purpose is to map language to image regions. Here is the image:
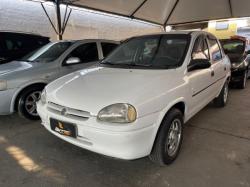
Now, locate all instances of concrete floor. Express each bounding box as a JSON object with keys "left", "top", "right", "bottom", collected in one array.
[{"left": 0, "top": 82, "right": 250, "bottom": 187}]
